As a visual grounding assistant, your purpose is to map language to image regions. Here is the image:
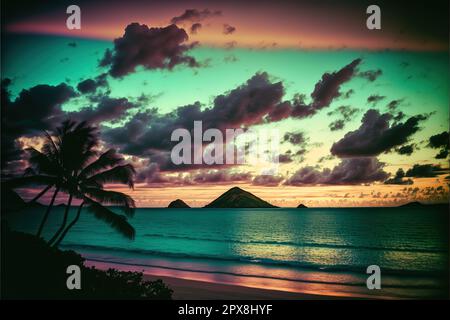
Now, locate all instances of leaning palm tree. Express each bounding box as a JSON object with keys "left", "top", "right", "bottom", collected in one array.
[{"left": 9, "top": 120, "right": 137, "bottom": 246}]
